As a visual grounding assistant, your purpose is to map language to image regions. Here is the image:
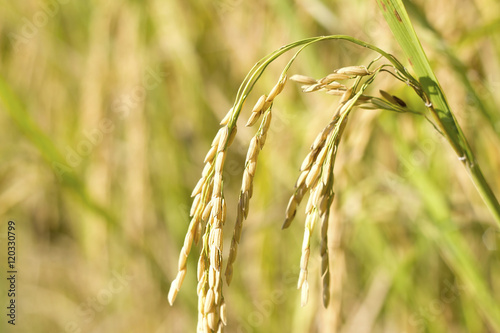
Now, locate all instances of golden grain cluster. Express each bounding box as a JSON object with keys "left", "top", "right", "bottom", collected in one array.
[{"left": 169, "top": 56, "right": 452, "bottom": 331}]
